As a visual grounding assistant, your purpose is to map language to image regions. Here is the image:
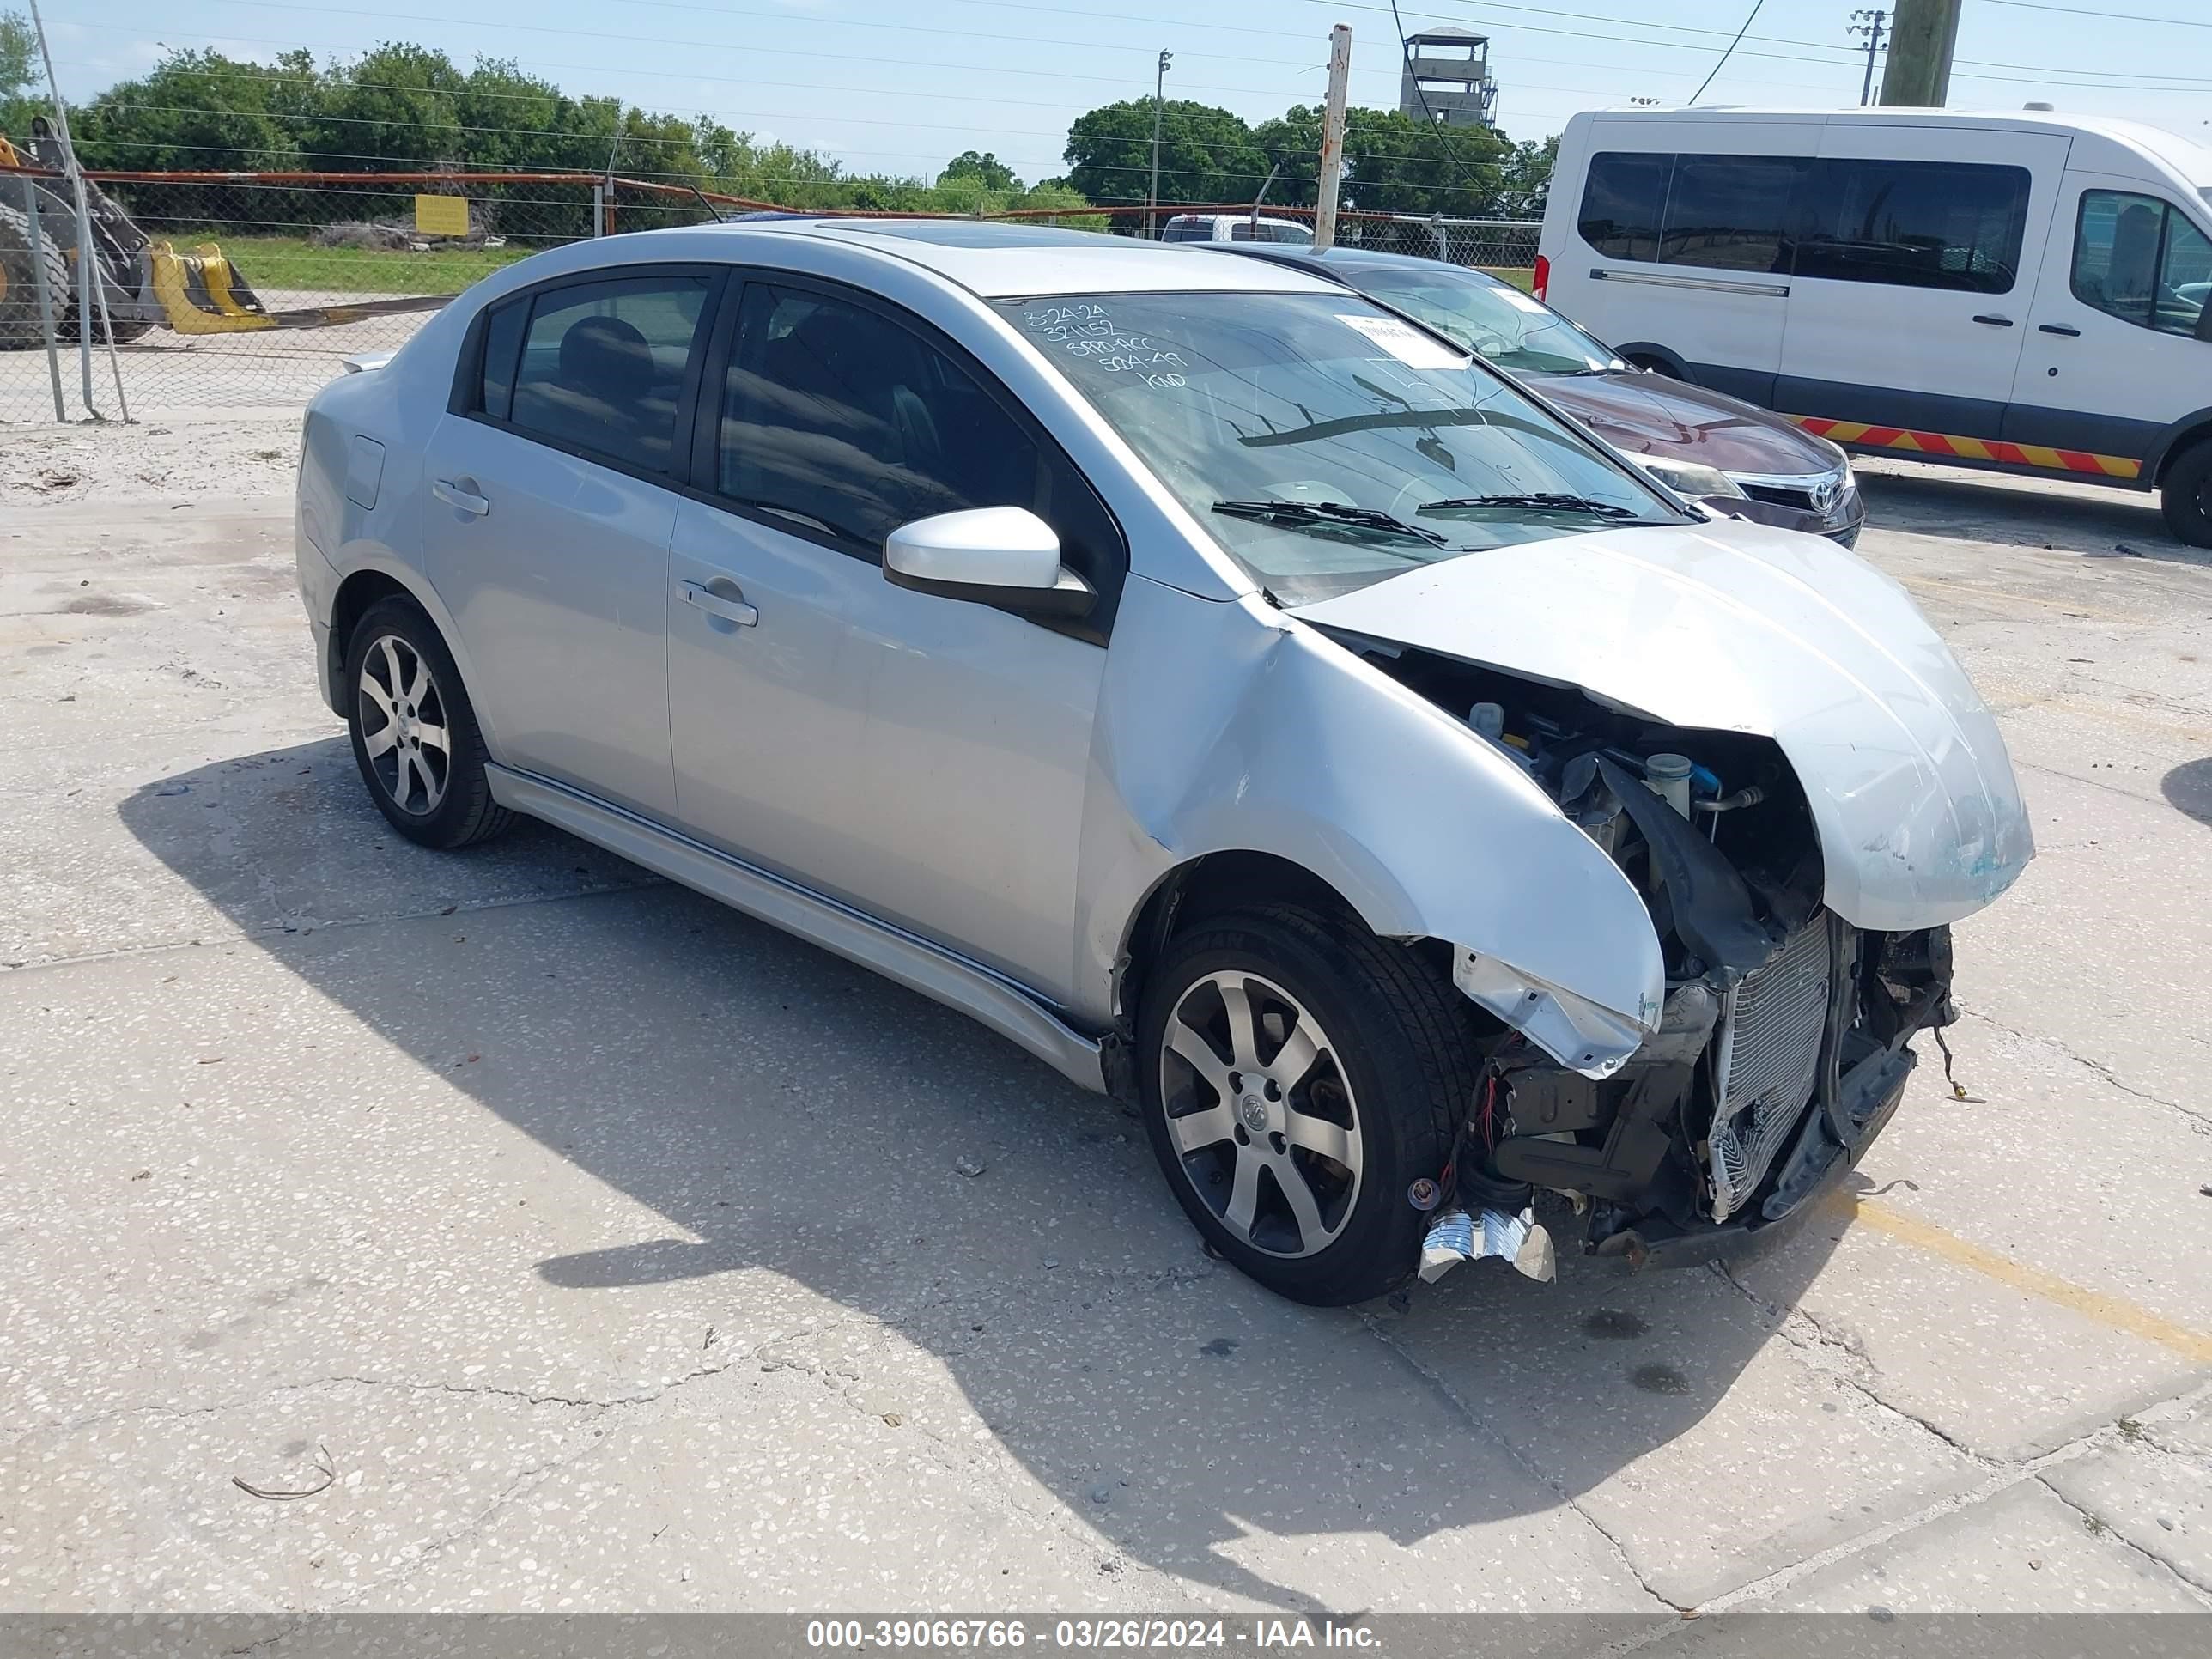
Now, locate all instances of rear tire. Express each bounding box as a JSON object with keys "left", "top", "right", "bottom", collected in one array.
[
  {"left": 1135, "top": 904, "right": 1480, "bottom": 1306},
  {"left": 2160, "top": 441, "right": 2212, "bottom": 550},
  {"left": 343, "top": 596, "right": 514, "bottom": 849},
  {"left": 0, "top": 202, "right": 70, "bottom": 351}
]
